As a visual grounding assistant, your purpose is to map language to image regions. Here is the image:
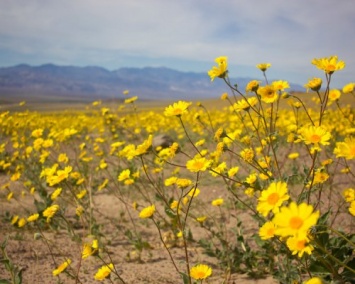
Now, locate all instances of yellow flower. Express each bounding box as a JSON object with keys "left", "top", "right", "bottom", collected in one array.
[
  {"left": 304, "top": 78, "right": 322, "bottom": 92},
  {"left": 188, "top": 188, "right": 200, "bottom": 198},
  {"left": 256, "top": 63, "right": 271, "bottom": 72},
  {"left": 214, "top": 127, "right": 226, "bottom": 141},
  {"left": 299, "top": 125, "right": 331, "bottom": 149},
  {"left": 311, "top": 55, "right": 345, "bottom": 74},
  {"left": 42, "top": 139, "right": 53, "bottom": 148},
  {"left": 210, "top": 162, "right": 227, "bottom": 177},
  {"left": 10, "top": 172, "right": 21, "bottom": 181},
  {"left": 259, "top": 221, "right": 276, "bottom": 240},
  {"left": 245, "top": 173, "right": 257, "bottom": 185},
  {"left": 92, "top": 100, "right": 101, "bottom": 106},
  {"left": 311, "top": 169, "right": 329, "bottom": 185},
  {"left": 94, "top": 263, "right": 114, "bottom": 281},
  {"left": 208, "top": 56, "right": 228, "bottom": 81},
  {"left": 27, "top": 213, "right": 39, "bottom": 222},
  {"left": 175, "top": 178, "right": 192, "bottom": 188},
  {"left": 98, "top": 159, "right": 107, "bottom": 169},
  {"left": 272, "top": 80, "right": 290, "bottom": 91},
  {"left": 82, "top": 240, "right": 98, "bottom": 259},
  {"left": 11, "top": 215, "right": 19, "bottom": 225},
  {"left": 190, "top": 264, "right": 212, "bottom": 280},
  {"left": 98, "top": 179, "right": 109, "bottom": 191},
  {"left": 228, "top": 166, "right": 239, "bottom": 177},
  {"left": 7, "top": 192, "right": 13, "bottom": 201},
  {"left": 170, "top": 200, "right": 179, "bottom": 210},
  {"left": 18, "top": 218, "right": 27, "bottom": 227},
  {"left": 76, "top": 206, "right": 84, "bottom": 216},
  {"left": 288, "top": 152, "right": 299, "bottom": 159},
  {"left": 195, "top": 139, "right": 205, "bottom": 147},
  {"left": 196, "top": 216, "right": 207, "bottom": 223},
  {"left": 240, "top": 148, "right": 254, "bottom": 163},
  {"left": 304, "top": 277, "right": 324, "bottom": 284},
  {"left": 211, "top": 198, "right": 224, "bottom": 206},
  {"left": 186, "top": 157, "right": 211, "bottom": 172},
  {"left": 342, "top": 82, "right": 355, "bottom": 94},
  {"left": 328, "top": 89, "right": 341, "bottom": 101},
  {"left": 51, "top": 188, "right": 62, "bottom": 200},
  {"left": 53, "top": 259, "right": 71, "bottom": 276},
  {"left": 39, "top": 150, "right": 50, "bottom": 163},
  {"left": 135, "top": 134, "right": 152, "bottom": 156},
  {"left": 76, "top": 189, "right": 87, "bottom": 199},
  {"left": 273, "top": 202, "right": 319, "bottom": 237},
  {"left": 349, "top": 201, "right": 355, "bottom": 216},
  {"left": 244, "top": 187, "right": 254, "bottom": 197},
  {"left": 231, "top": 97, "right": 258, "bottom": 112},
  {"left": 286, "top": 235, "right": 314, "bottom": 257},
  {"left": 164, "top": 176, "right": 178, "bottom": 186},
  {"left": 124, "top": 178, "right": 134, "bottom": 185},
  {"left": 139, "top": 204, "right": 155, "bottom": 219},
  {"left": 43, "top": 204, "right": 60, "bottom": 222},
  {"left": 47, "top": 166, "right": 72, "bottom": 186},
  {"left": 31, "top": 128, "right": 44, "bottom": 138},
  {"left": 245, "top": 80, "right": 261, "bottom": 92},
  {"left": 118, "top": 169, "right": 131, "bottom": 181},
  {"left": 124, "top": 96, "right": 138, "bottom": 104},
  {"left": 334, "top": 137, "right": 355, "bottom": 160},
  {"left": 258, "top": 85, "right": 278, "bottom": 103},
  {"left": 164, "top": 101, "right": 192, "bottom": 117},
  {"left": 220, "top": 92, "right": 228, "bottom": 100},
  {"left": 257, "top": 181, "right": 290, "bottom": 217},
  {"left": 343, "top": 188, "right": 355, "bottom": 202}
]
